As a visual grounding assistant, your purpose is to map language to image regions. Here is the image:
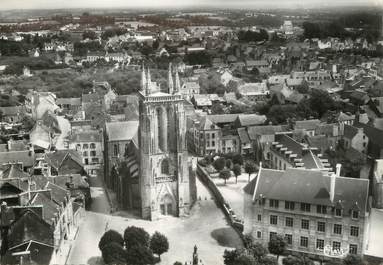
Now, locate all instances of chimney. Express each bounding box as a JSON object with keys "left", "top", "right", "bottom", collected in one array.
[{"left": 330, "top": 164, "right": 341, "bottom": 202}]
